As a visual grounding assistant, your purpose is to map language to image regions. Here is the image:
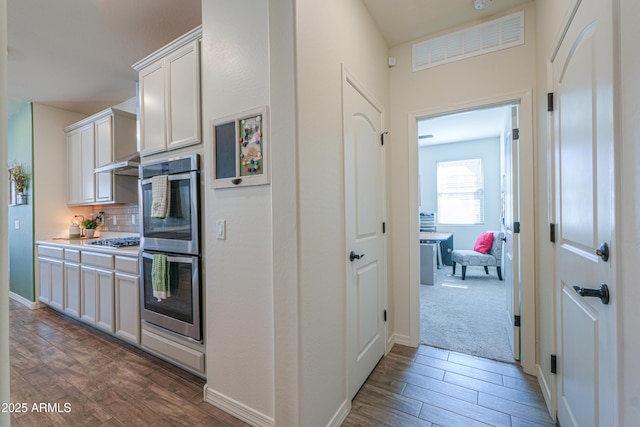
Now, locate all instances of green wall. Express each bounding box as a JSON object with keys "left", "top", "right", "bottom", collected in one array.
[{"left": 8, "top": 101, "right": 34, "bottom": 301}]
